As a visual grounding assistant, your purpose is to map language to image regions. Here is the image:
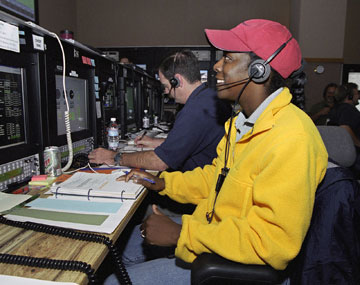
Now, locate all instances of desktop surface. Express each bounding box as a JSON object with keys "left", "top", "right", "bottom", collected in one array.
[{"left": 0, "top": 172, "right": 148, "bottom": 284}]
